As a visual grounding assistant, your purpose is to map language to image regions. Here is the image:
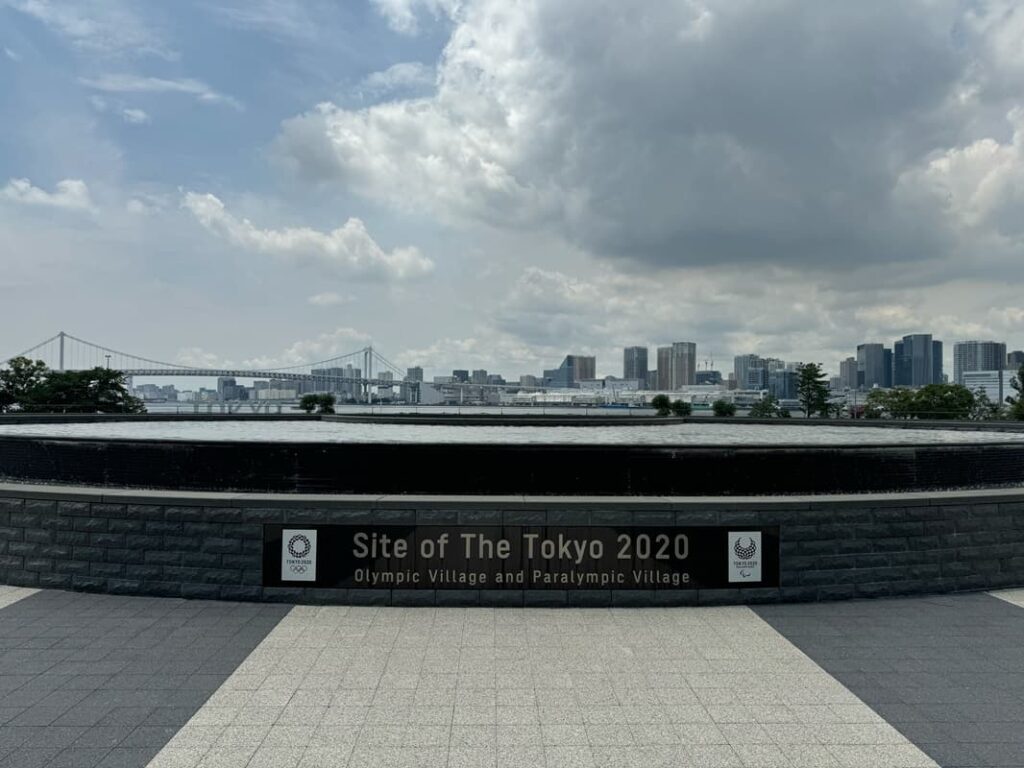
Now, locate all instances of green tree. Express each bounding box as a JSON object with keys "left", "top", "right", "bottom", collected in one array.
[
  {"left": 748, "top": 394, "right": 780, "bottom": 418},
  {"left": 650, "top": 394, "right": 672, "bottom": 416},
  {"left": 29, "top": 368, "right": 145, "bottom": 413},
  {"left": 970, "top": 388, "right": 1004, "bottom": 421},
  {"left": 0, "top": 357, "right": 48, "bottom": 412},
  {"left": 911, "top": 383, "right": 975, "bottom": 420},
  {"left": 796, "top": 363, "right": 829, "bottom": 418},
  {"left": 1007, "top": 364, "right": 1024, "bottom": 421},
  {"left": 670, "top": 399, "right": 692, "bottom": 417},
  {"left": 712, "top": 399, "right": 736, "bottom": 417},
  {"left": 300, "top": 393, "right": 336, "bottom": 414}
]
